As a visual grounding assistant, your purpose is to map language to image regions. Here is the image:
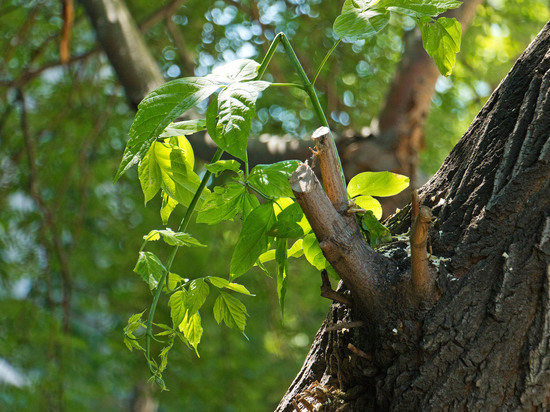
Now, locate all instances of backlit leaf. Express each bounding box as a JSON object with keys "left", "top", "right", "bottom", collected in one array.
[
  {"left": 419, "top": 17, "right": 462, "bottom": 76},
  {"left": 213, "top": 291, "right": 248, "bottom": 331},
  {"left": 333, "top": 0, "right": 390, "bottom": 42},
  {"left": 353, "top": 195, "right": 383, "bottom": 220},
  {"left": 207, "top": 59, "right": 261, "bottom": 83},
  {"left": 347, "top": 171, "right": 409, "bottom": 198},
  {"left": 134, "top": 252, "right": 166, "bottom": 290}
]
